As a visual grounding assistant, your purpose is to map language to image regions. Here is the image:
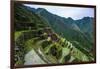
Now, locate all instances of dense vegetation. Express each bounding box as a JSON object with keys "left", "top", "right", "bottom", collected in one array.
[{"left": 14, "top": 3, "right": 95, "bottom": 66}]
